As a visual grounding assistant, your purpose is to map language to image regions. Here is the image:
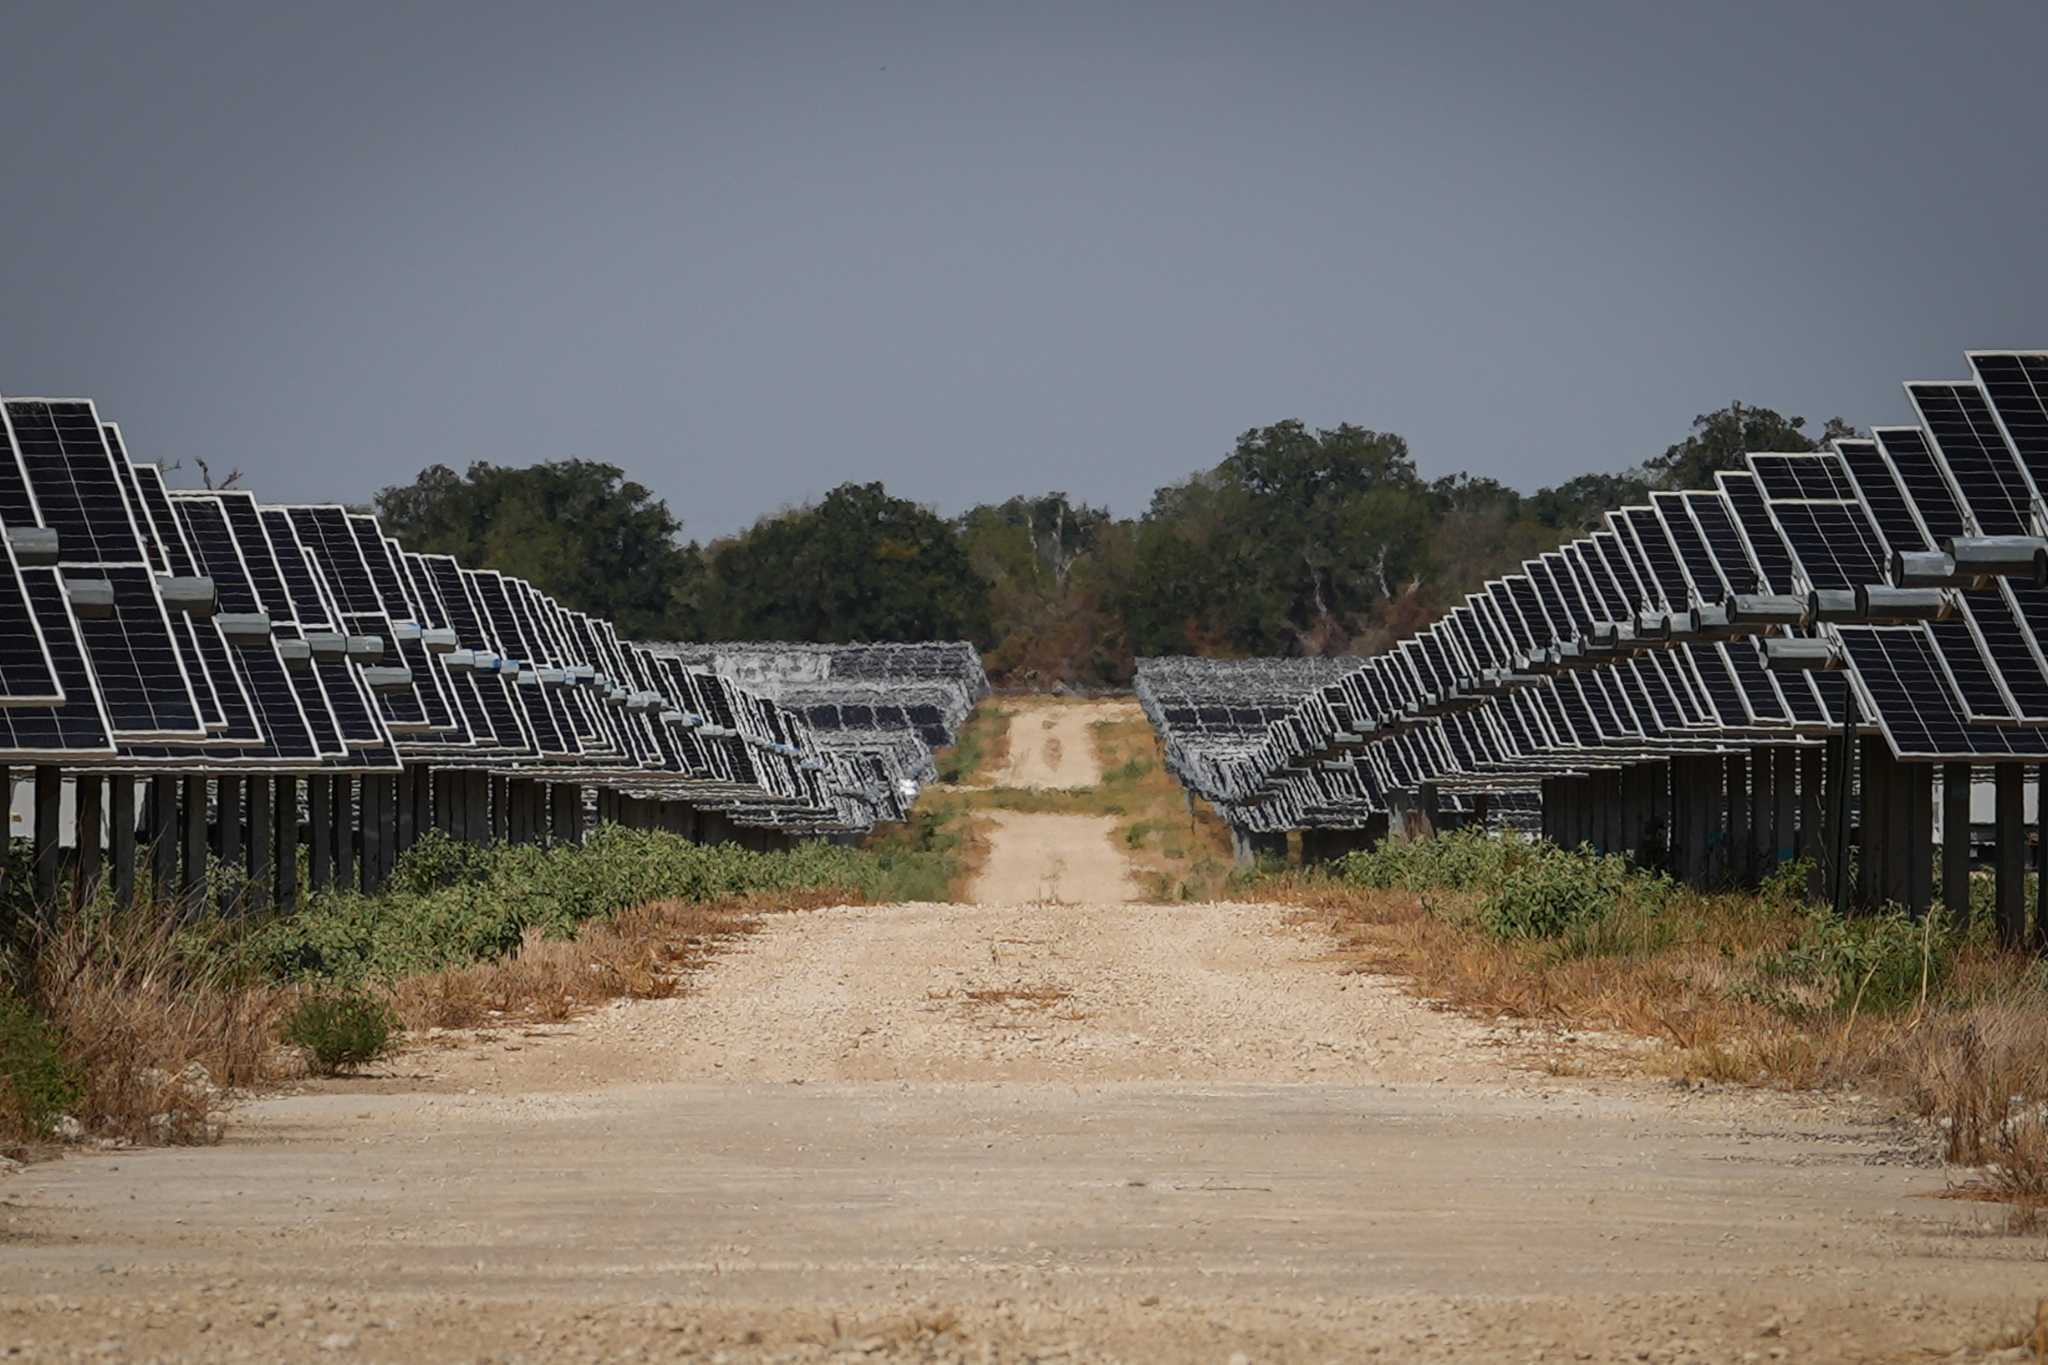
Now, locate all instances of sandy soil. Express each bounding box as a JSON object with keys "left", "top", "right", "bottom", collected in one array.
[
  {"left": 5, "top": 807, "right": 2046, "bottom": 1361},
  {"left": 991, "top": 702, "right": 1136, "bottom": 790},
  {"left": 967, "top": 811, "right": 1133, "bottom": 906}
]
